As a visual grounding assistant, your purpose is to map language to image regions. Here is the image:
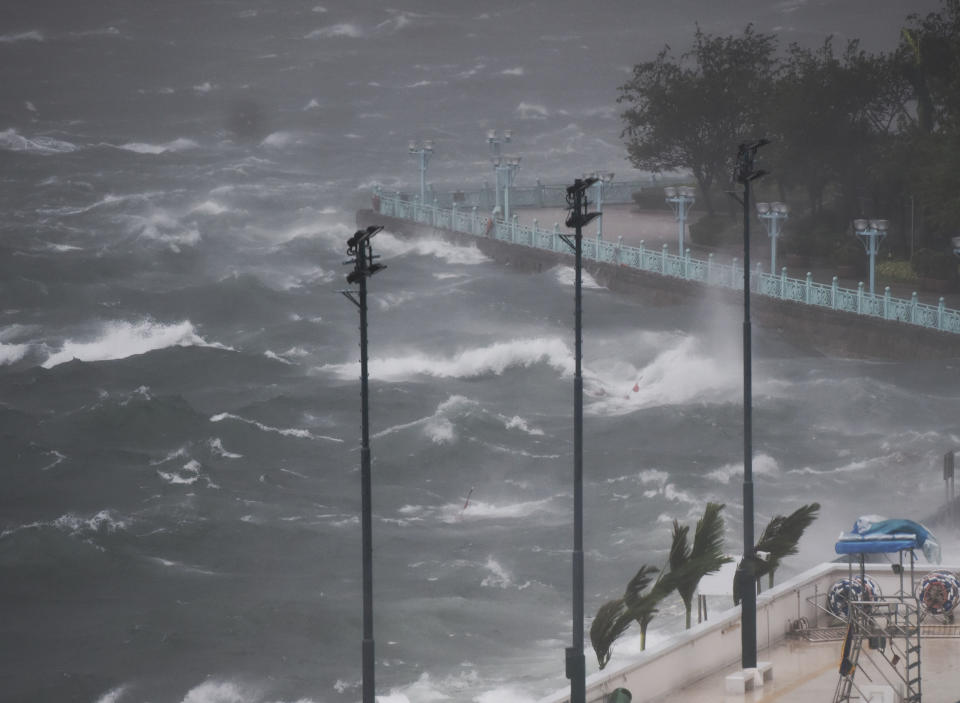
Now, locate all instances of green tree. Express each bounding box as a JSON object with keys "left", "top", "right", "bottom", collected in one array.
[
  {"left": 669, "top": 503, "right": 732, "bottom": 629},
  {"left": 765, "top": 39, "right": 910, "bottom": 221},
  {"left": 618, "top": 25, "right": 777, "bottom": 214}
]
